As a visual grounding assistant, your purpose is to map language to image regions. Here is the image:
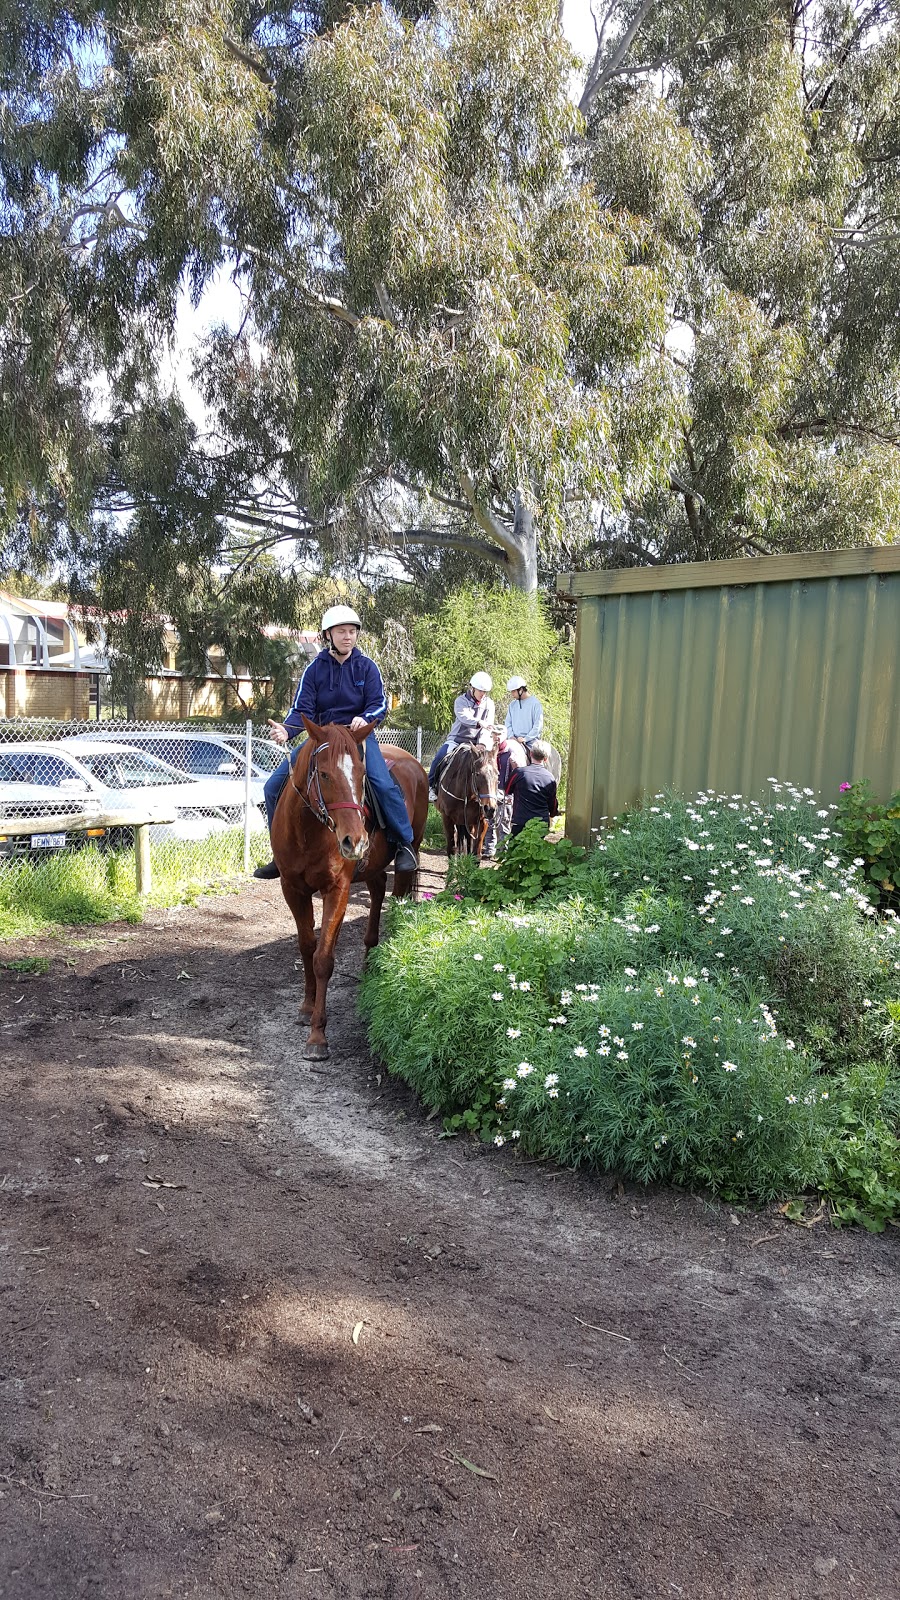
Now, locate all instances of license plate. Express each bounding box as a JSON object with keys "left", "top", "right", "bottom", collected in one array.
[{"left": 31, "top": 832, "right": 67, "bottom": 849}]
